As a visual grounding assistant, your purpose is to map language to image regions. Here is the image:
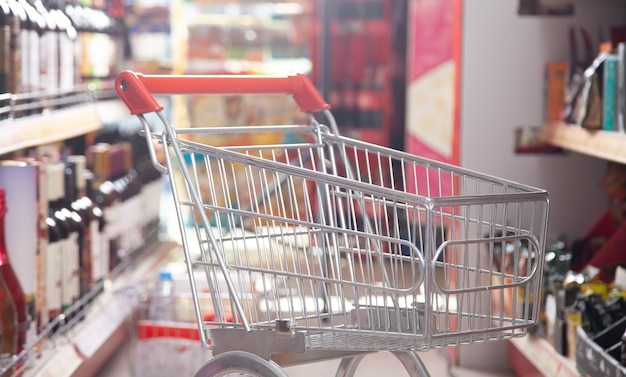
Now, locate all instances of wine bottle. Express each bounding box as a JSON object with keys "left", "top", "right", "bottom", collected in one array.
[
  {"left": 1, "top": 0, "right": 21, "bottom": 95},
  {"left": 21, "top": 0, "right": 44, "bottom": 94},
  {"left": 47, "top": 162, "right": 75, "bottom": 317},
  {"left": 83, "top": 169, "right": 105, "bottom": 288},
  {"left": 6, "top": 0, "right": 23, "bottom": 95},
  {"left": 34, "top": 0, "right": 58, "bottom": 94},
  {"left": 108, "top": 143, "right": 129, "bottom": 264},
  {"left": 0, "top": 270, "right": 17, "bottom": 377},
  {"left": 0, "top": 263, "right": 17, "bottom": 376},
  {"left": 76, "top": 1, "right": 115, "bottom": 87},
  {"left": 0, "top": 188, "right": 29, "bottom": 353},
  {"left": 16, "top": 0, "right": 30, "bottom": 94},
  {"left": 67, "top": 155, "right": 91, "bottom": 298},
  {"left": 88, "top": 143, "right": 118, "bottom": 274},
  {"left": 12, "top": 156, "right": 50, "bottom": 335},
  {"left": 64, "top": 0, "right": 83, "bottom": 87},
  {"left": 45, "top": 162, "right": 65, "bottom": 324},
  {"left": 49, "top": 0, "right": 75, "bottom": 93},
  {"left": 133, "top": 144, "right": 161, "bottom": 244},
  {"left": 110, "top": 143, "right": 129, "bottom": 257},
  {"left": 61, "top": 160, "right": 82, "bottom": 312},
  {"left": 120, "top": 141, "right": 143, "bottom": 253},
  {"left": 0, "top": 0, "right": 11, "bottom": 95}
]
